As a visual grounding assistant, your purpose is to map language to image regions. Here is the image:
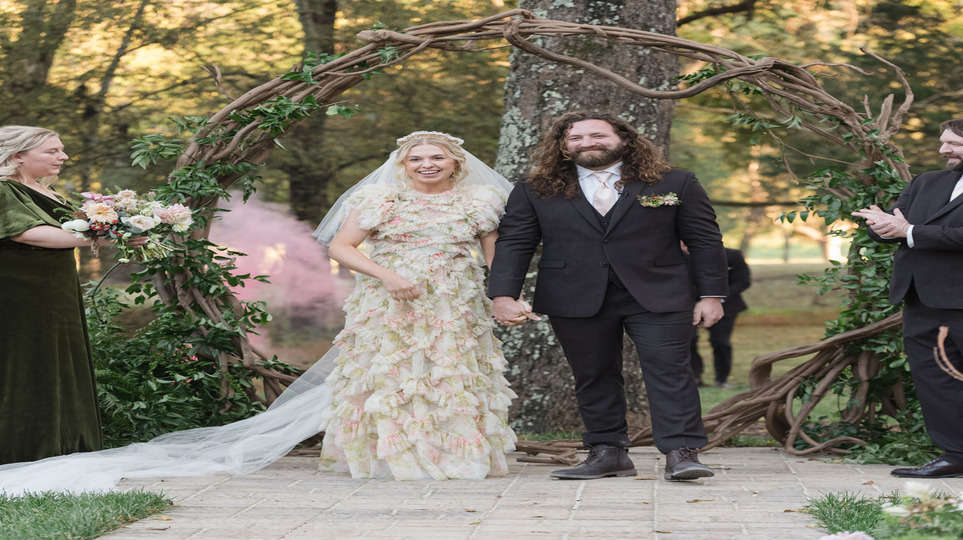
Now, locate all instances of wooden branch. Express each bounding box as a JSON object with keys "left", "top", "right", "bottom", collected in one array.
[
  {"left": 935, "top": 326, "right": 963, "bottom": 381},
  {"left": 678, "top": 0, "right": 758, "bottom": 26}
]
